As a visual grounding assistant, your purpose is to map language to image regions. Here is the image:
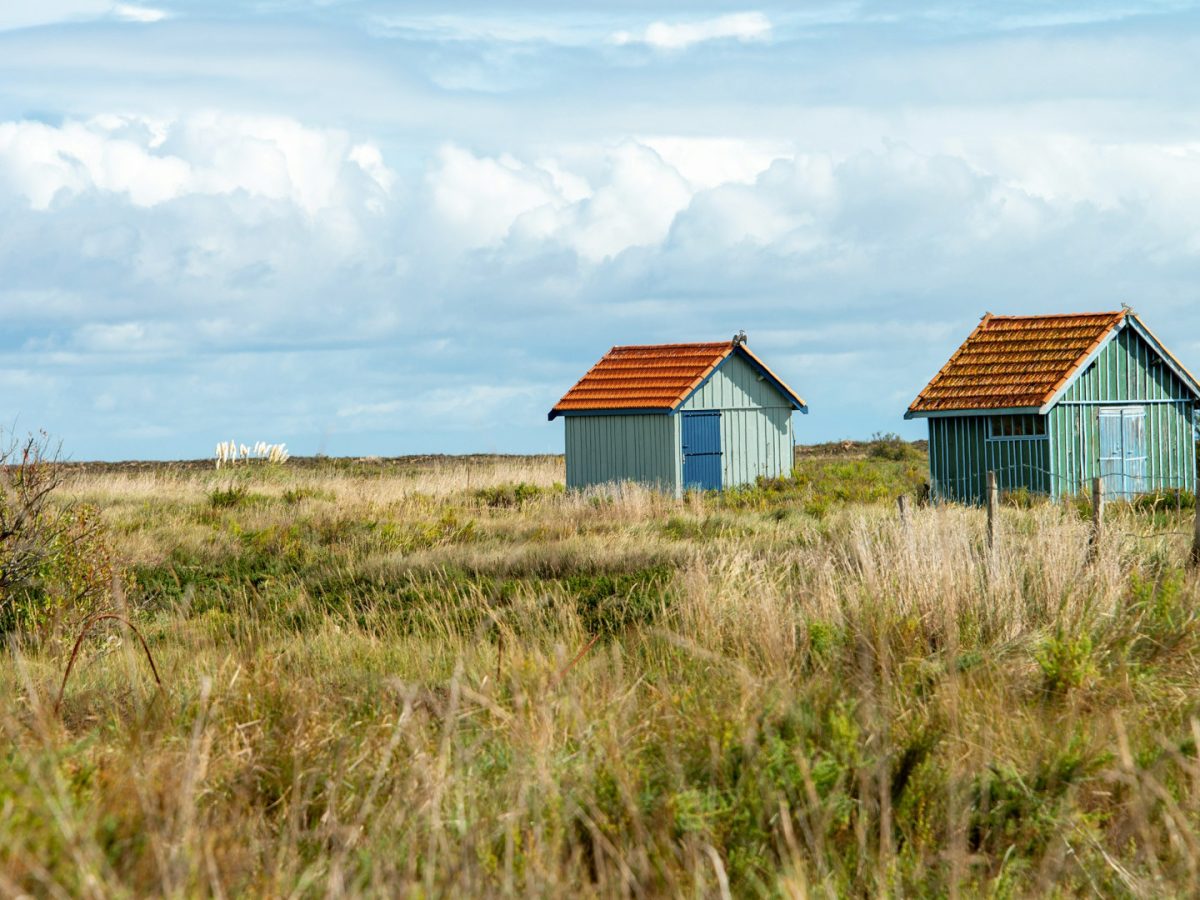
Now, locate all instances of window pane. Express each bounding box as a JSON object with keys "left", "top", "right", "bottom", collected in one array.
[{"left": 987, "top": 414, "right": 1046, "bottom": 439}]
